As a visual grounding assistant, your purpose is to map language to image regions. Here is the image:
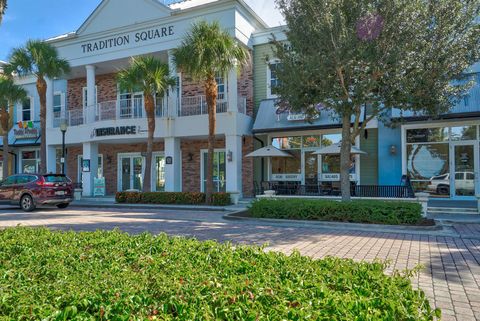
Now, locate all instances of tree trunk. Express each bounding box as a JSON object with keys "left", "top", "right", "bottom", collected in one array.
[
  {"left": 340, "top": 114, "right": 352, "bottom": 201},
  {"left": 2, "top": 133, "right": 8, "bottom": 180},
  {"left": 143, "top": 93, "right": 155, "bottom": 192},
  {"left": 205, "top": 75, "right": 218, "bottom": 204},
  {"left": 36, "top": 76, "right": 47, "bottom": 174}
]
